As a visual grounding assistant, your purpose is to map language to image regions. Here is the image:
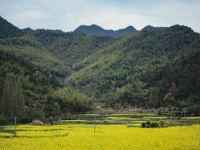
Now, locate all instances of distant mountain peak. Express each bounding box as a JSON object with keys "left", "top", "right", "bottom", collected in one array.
[
  {"left": 79, "top": 24, "right": 103, "bottom": 29},
  {"left": 125, "top": 25, "right": 135, "bottom": 29},
  {"left": 90, "top": 24, "right": 103, "bottom": 28},
  {"left": 22, "top": 27, "right": 33, "bottom": 33},
  {"left": 168, "top": 24, "right": 194, "bottom": 33},
  {"left": 0, "top": 16, "right": 23, "bottom": 38},
  {"left": 74, "top": 25, "right": 137, "bottom": 38},
  {"left": 142, "top": 25, "right": 168, "bottom": 32}
]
